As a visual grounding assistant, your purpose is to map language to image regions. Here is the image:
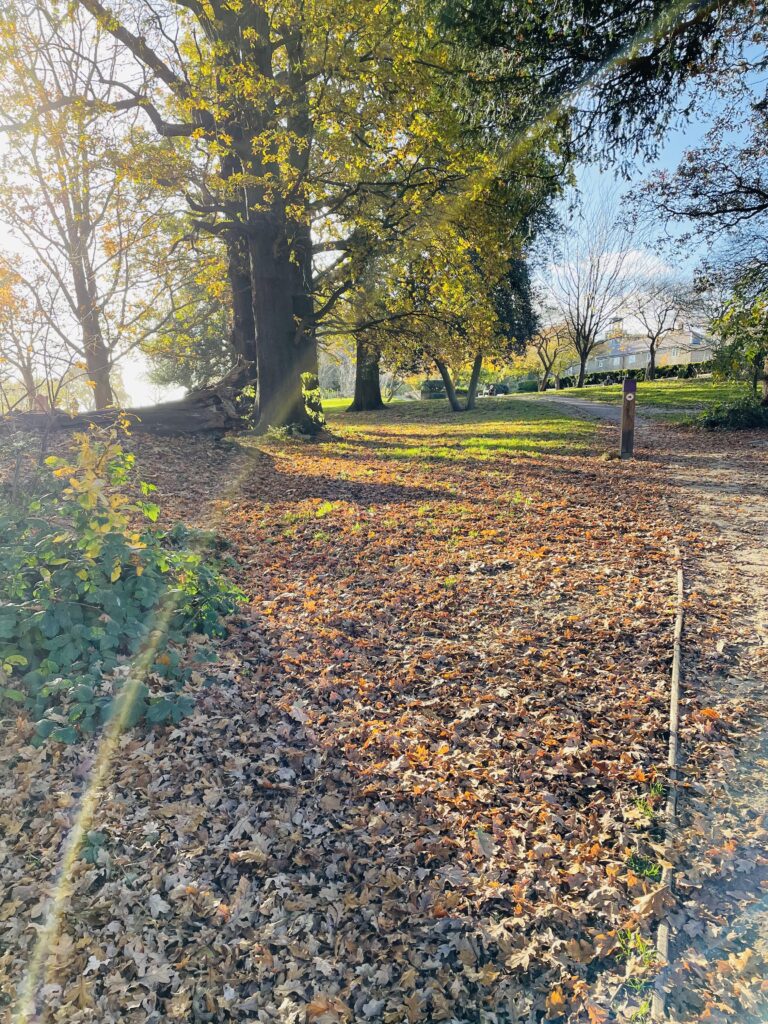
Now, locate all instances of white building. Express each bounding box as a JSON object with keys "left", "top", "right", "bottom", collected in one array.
[{"left": 564, "top": 321, "right": 714, "bottom": 377}]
